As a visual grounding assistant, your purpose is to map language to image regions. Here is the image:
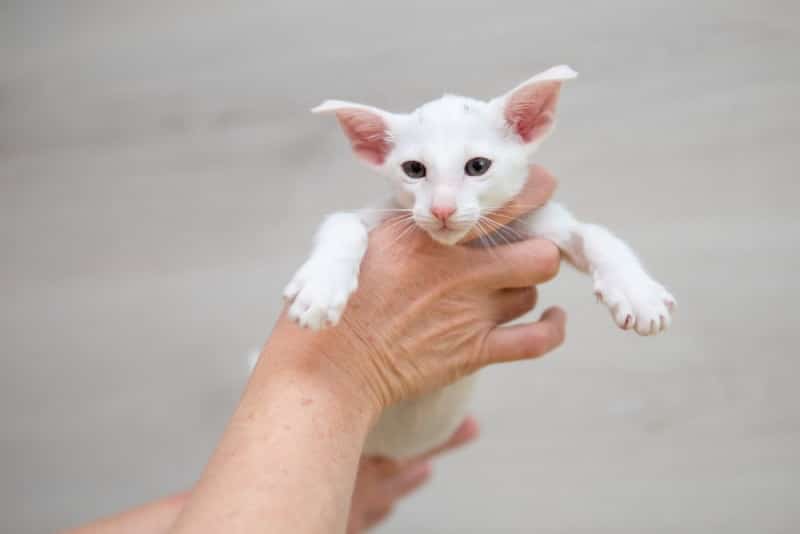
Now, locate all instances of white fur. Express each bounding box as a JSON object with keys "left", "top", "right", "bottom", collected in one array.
[
  {"left": 284, "top": 65, "right": 676, "bottom": 458},
  {"left": 284, "top": 212, "right": 368, "bottom": 329}
]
